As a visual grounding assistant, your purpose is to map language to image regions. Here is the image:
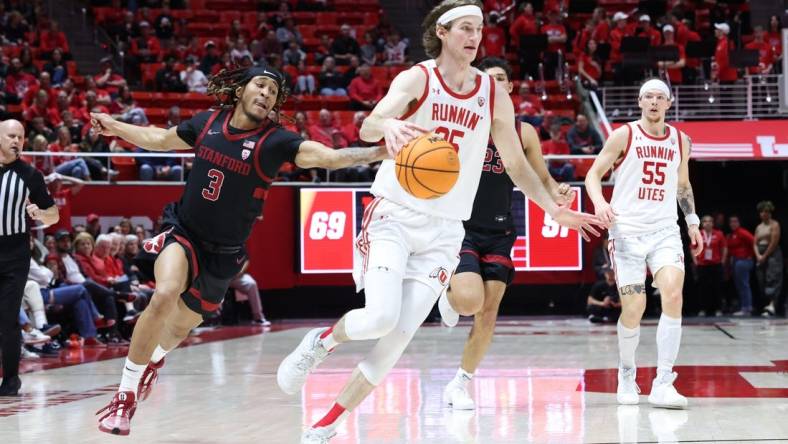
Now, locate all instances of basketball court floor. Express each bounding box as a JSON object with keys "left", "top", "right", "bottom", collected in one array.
[{"left": 2, "top": 318, "right": 788, "bottom": 444}]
